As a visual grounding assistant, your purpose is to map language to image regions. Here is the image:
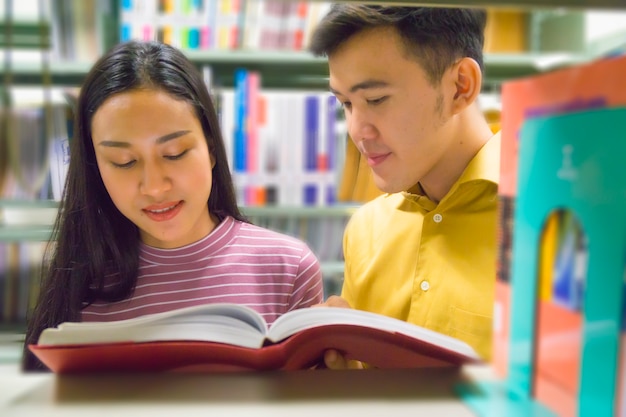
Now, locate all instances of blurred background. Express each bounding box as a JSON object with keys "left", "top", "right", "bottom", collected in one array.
[{"left": 1, "top": 1, "right": 625, "bottom": 385}]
